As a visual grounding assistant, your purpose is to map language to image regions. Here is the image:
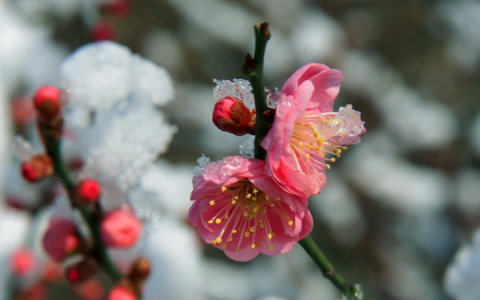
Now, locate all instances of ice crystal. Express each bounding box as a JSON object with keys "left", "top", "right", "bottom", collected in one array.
[
  {"left": 213, "top": 78, "right": 255, "bottom": 110},
  {"left": 11, "top": 136, "right": 34, "bottom": 161},
  {"left": 239, "top": 136, "right": 254, "bottom": 158},
  {"left": 332, "top": 104, "right": 365, "bottom": 142},
  {"left": 266, "top": 87, "right": 279, "bottom": 108}
]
